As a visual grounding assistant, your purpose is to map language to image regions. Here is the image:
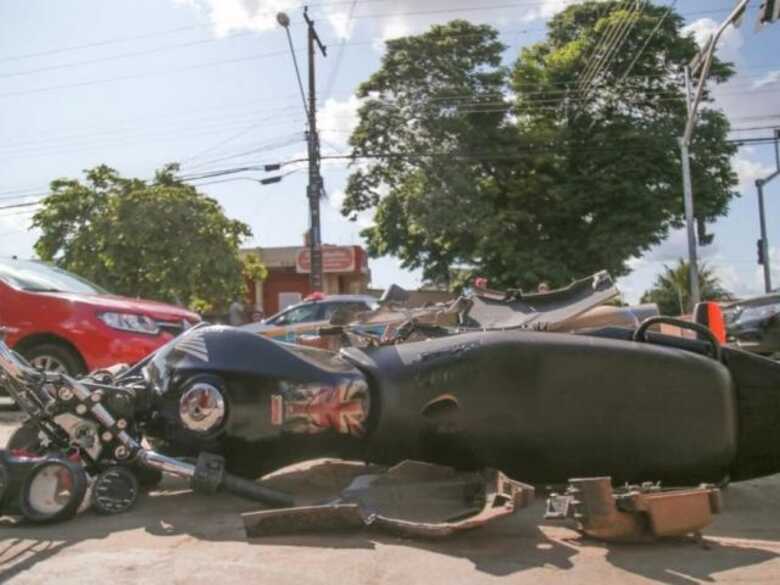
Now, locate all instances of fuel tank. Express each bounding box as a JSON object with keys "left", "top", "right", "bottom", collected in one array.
[{"left": 142, "top": 325, "right": 775, "bottom": 485}]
